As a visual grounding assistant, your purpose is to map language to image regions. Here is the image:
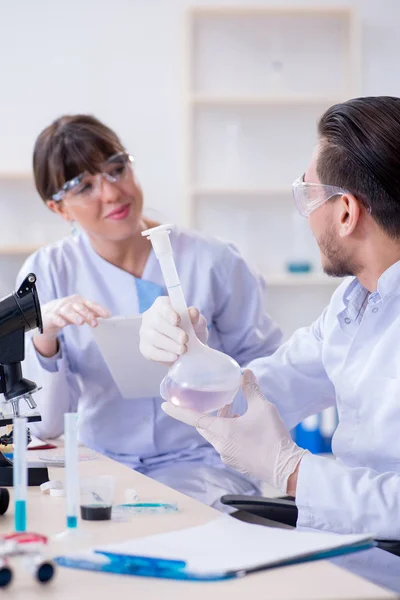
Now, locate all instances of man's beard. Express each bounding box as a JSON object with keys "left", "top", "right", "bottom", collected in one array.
[{"left": 318, "top": 225, "right": 358, "bottom": 278}]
